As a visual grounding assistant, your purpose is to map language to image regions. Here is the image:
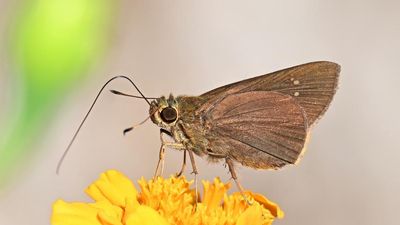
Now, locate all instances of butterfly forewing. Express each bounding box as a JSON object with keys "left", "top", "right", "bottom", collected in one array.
[
  {"left": 201, "top": 91, "right": 308, "bottom": 169},
  {"left": 201, "top": 61, "right": 340, "bottom": 126}
]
